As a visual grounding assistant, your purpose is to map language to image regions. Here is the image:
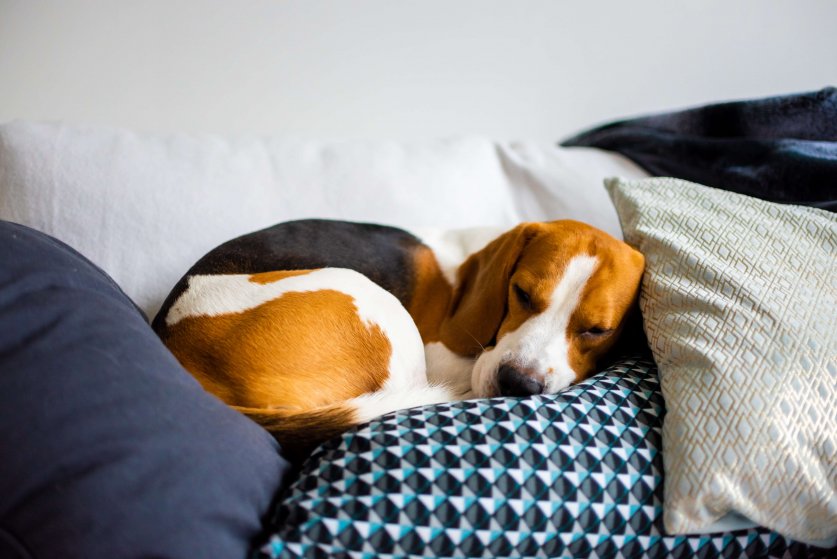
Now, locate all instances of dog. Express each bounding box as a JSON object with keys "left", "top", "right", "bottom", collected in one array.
[{"left": 152, "top": 219, "right": 644, "bottom": 458}]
